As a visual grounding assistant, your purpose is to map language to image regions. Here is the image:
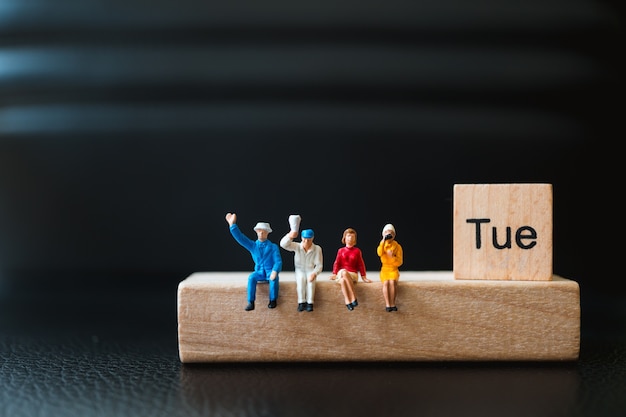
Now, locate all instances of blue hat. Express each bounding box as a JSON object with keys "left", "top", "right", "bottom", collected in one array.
[{"left": 301, "top": 229, "right": 314, "bottom": 239}]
